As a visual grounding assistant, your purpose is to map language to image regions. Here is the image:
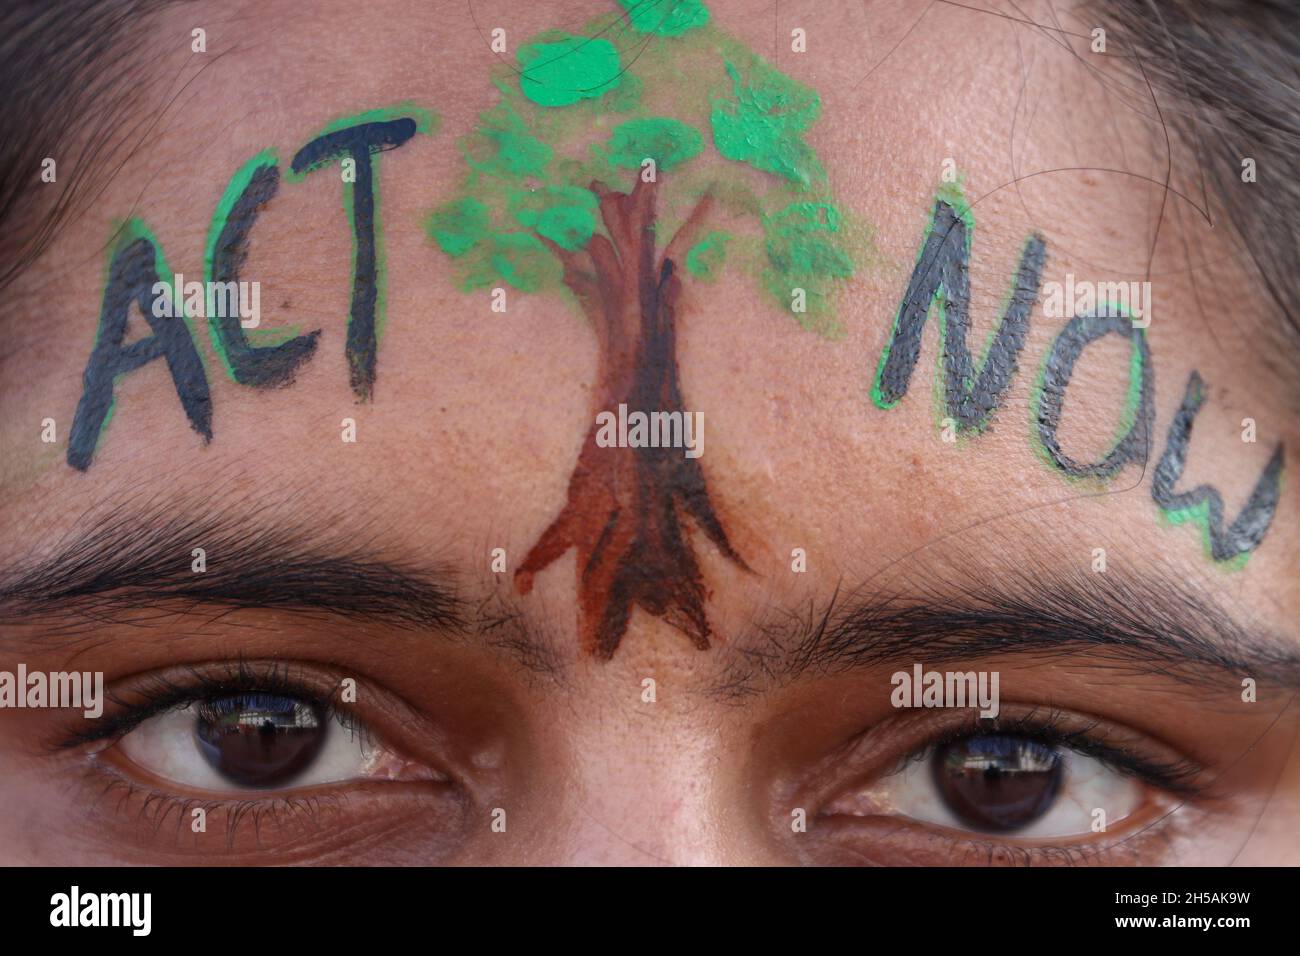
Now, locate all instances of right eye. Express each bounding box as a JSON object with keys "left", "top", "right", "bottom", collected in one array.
[
  {"left": 825, "top": 729, "right": 1146, "bottom": 840},
  {"left": 116, "top": 691, "right": 432, "bottom": 792},
  {"left": 930, "top": 734, "right": 1066, "bottom": 832}
]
